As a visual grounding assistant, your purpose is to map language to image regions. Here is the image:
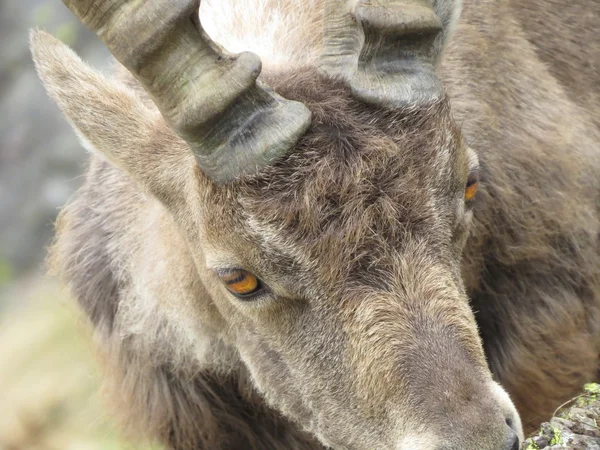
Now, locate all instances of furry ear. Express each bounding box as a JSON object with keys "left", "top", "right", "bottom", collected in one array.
[{"left": 30, "top": 30, "right": 194, "bottom": 199}]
